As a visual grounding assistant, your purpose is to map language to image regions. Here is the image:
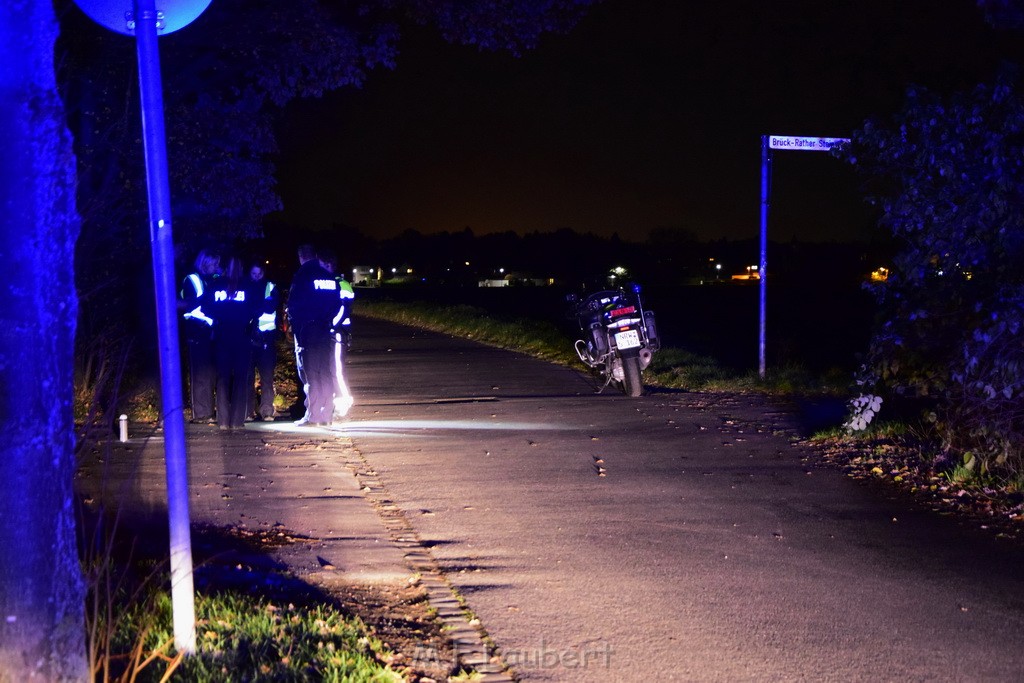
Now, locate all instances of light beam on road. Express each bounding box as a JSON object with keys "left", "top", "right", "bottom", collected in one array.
[{"left": 247, "top": 419, "right": 573, "bottom": 437}]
